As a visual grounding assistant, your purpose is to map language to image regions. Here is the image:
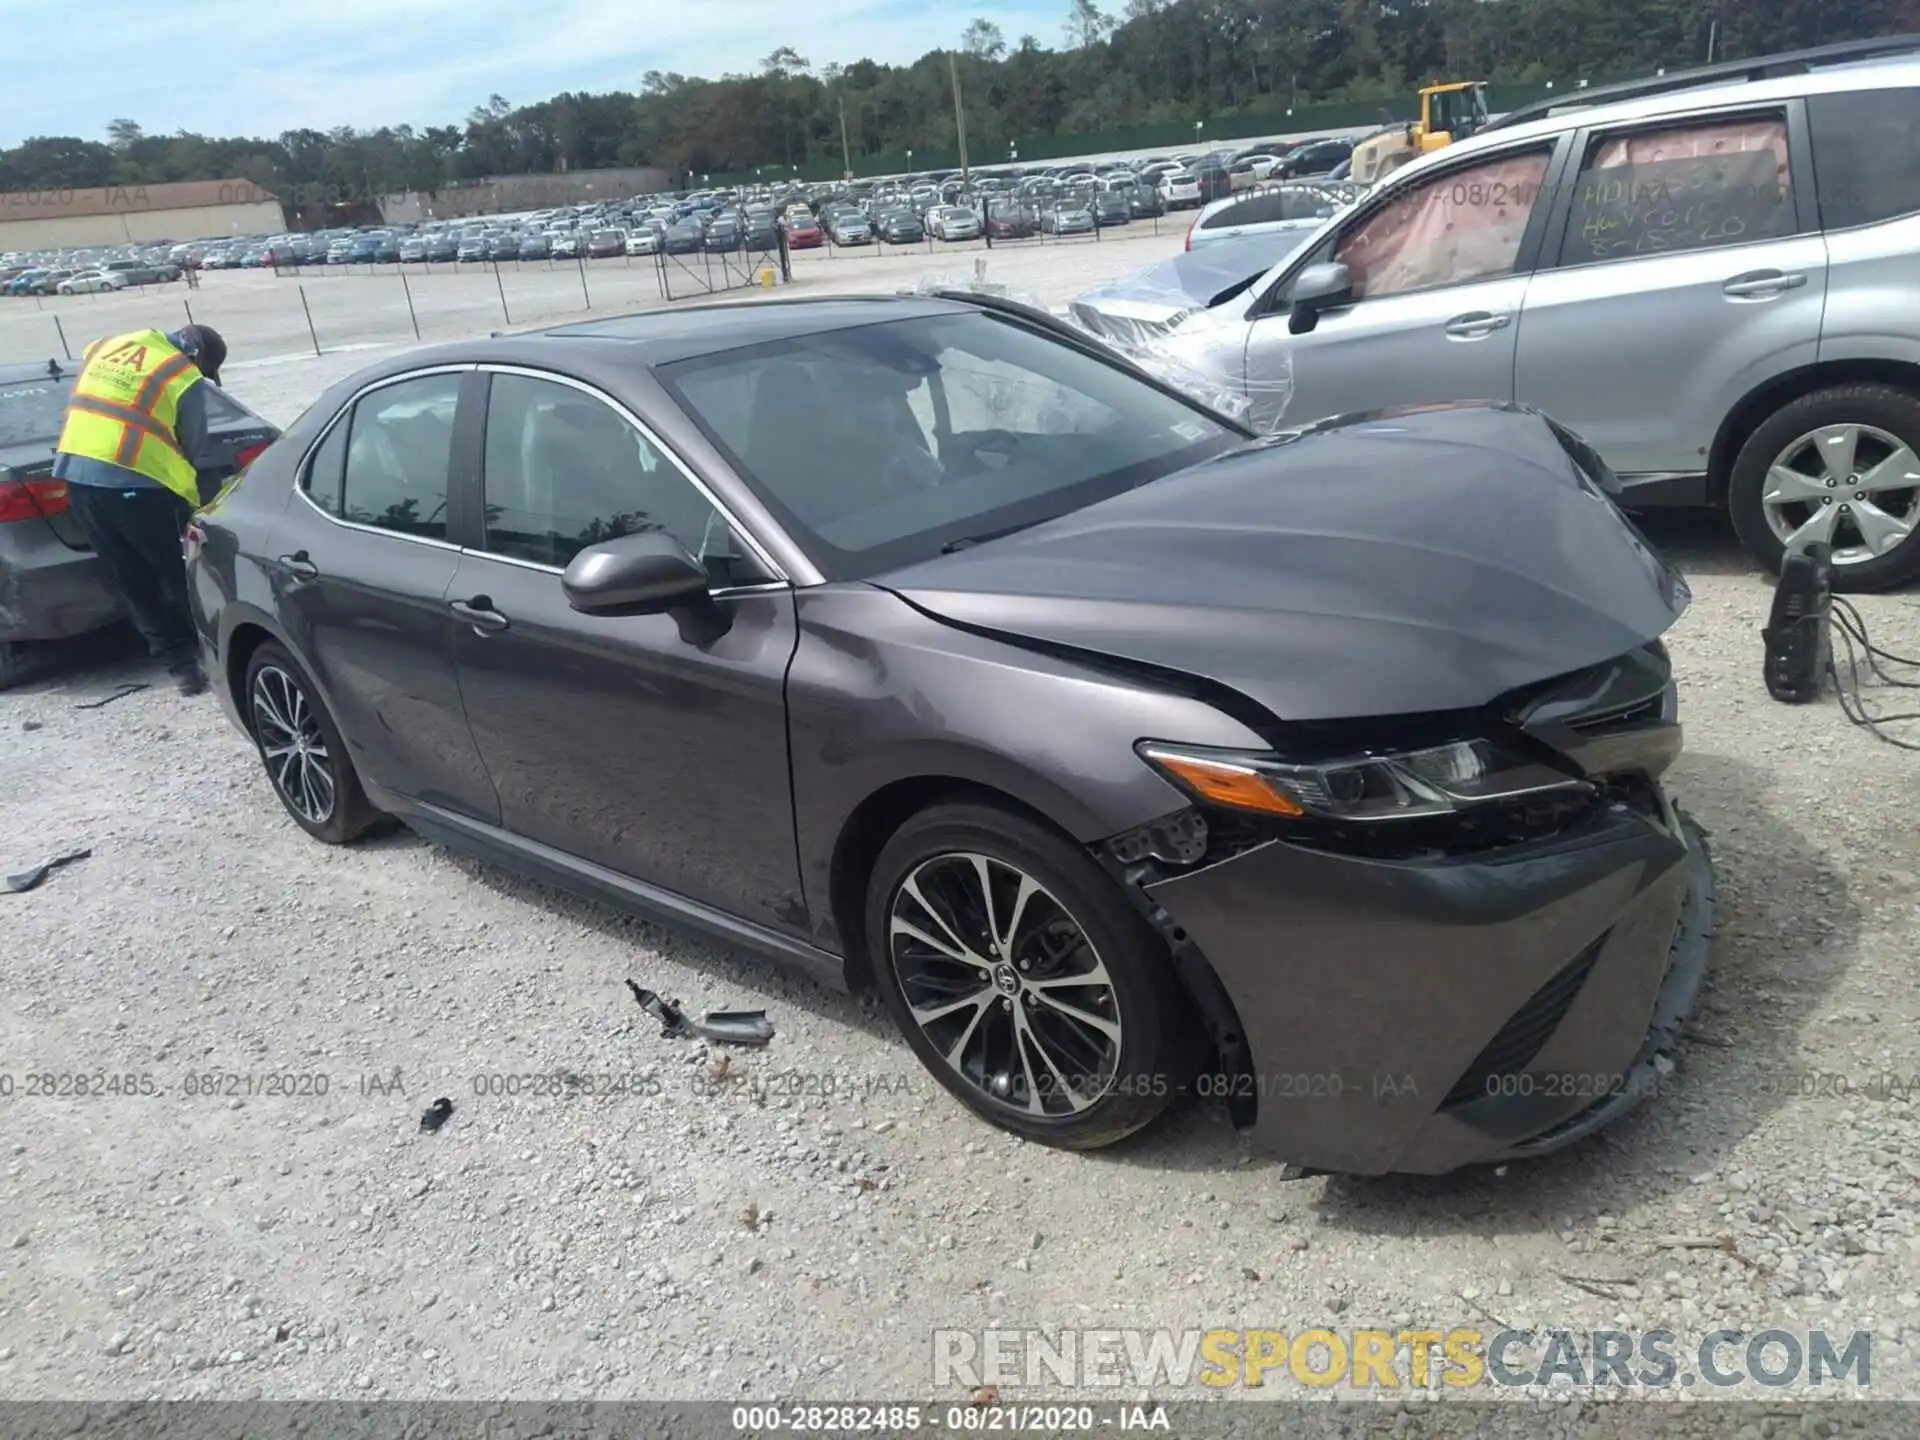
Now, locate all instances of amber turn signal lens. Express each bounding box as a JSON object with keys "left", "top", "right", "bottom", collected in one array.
[{"left": 1142, "top": 749, "right": 1305, "bottom": 818}]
